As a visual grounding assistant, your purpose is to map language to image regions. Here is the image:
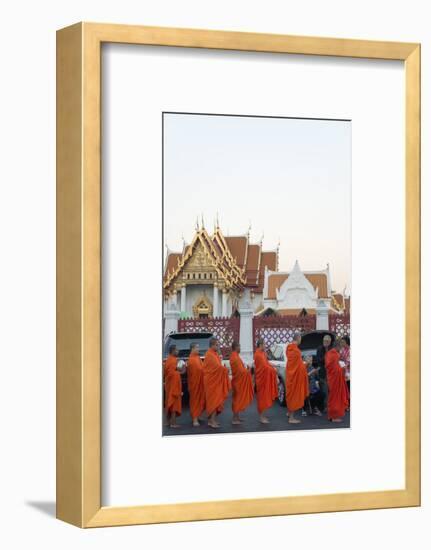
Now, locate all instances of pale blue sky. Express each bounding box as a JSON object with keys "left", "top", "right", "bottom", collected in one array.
[{"left": 163, "top": 113, "right": 351, "bottom": 293}]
